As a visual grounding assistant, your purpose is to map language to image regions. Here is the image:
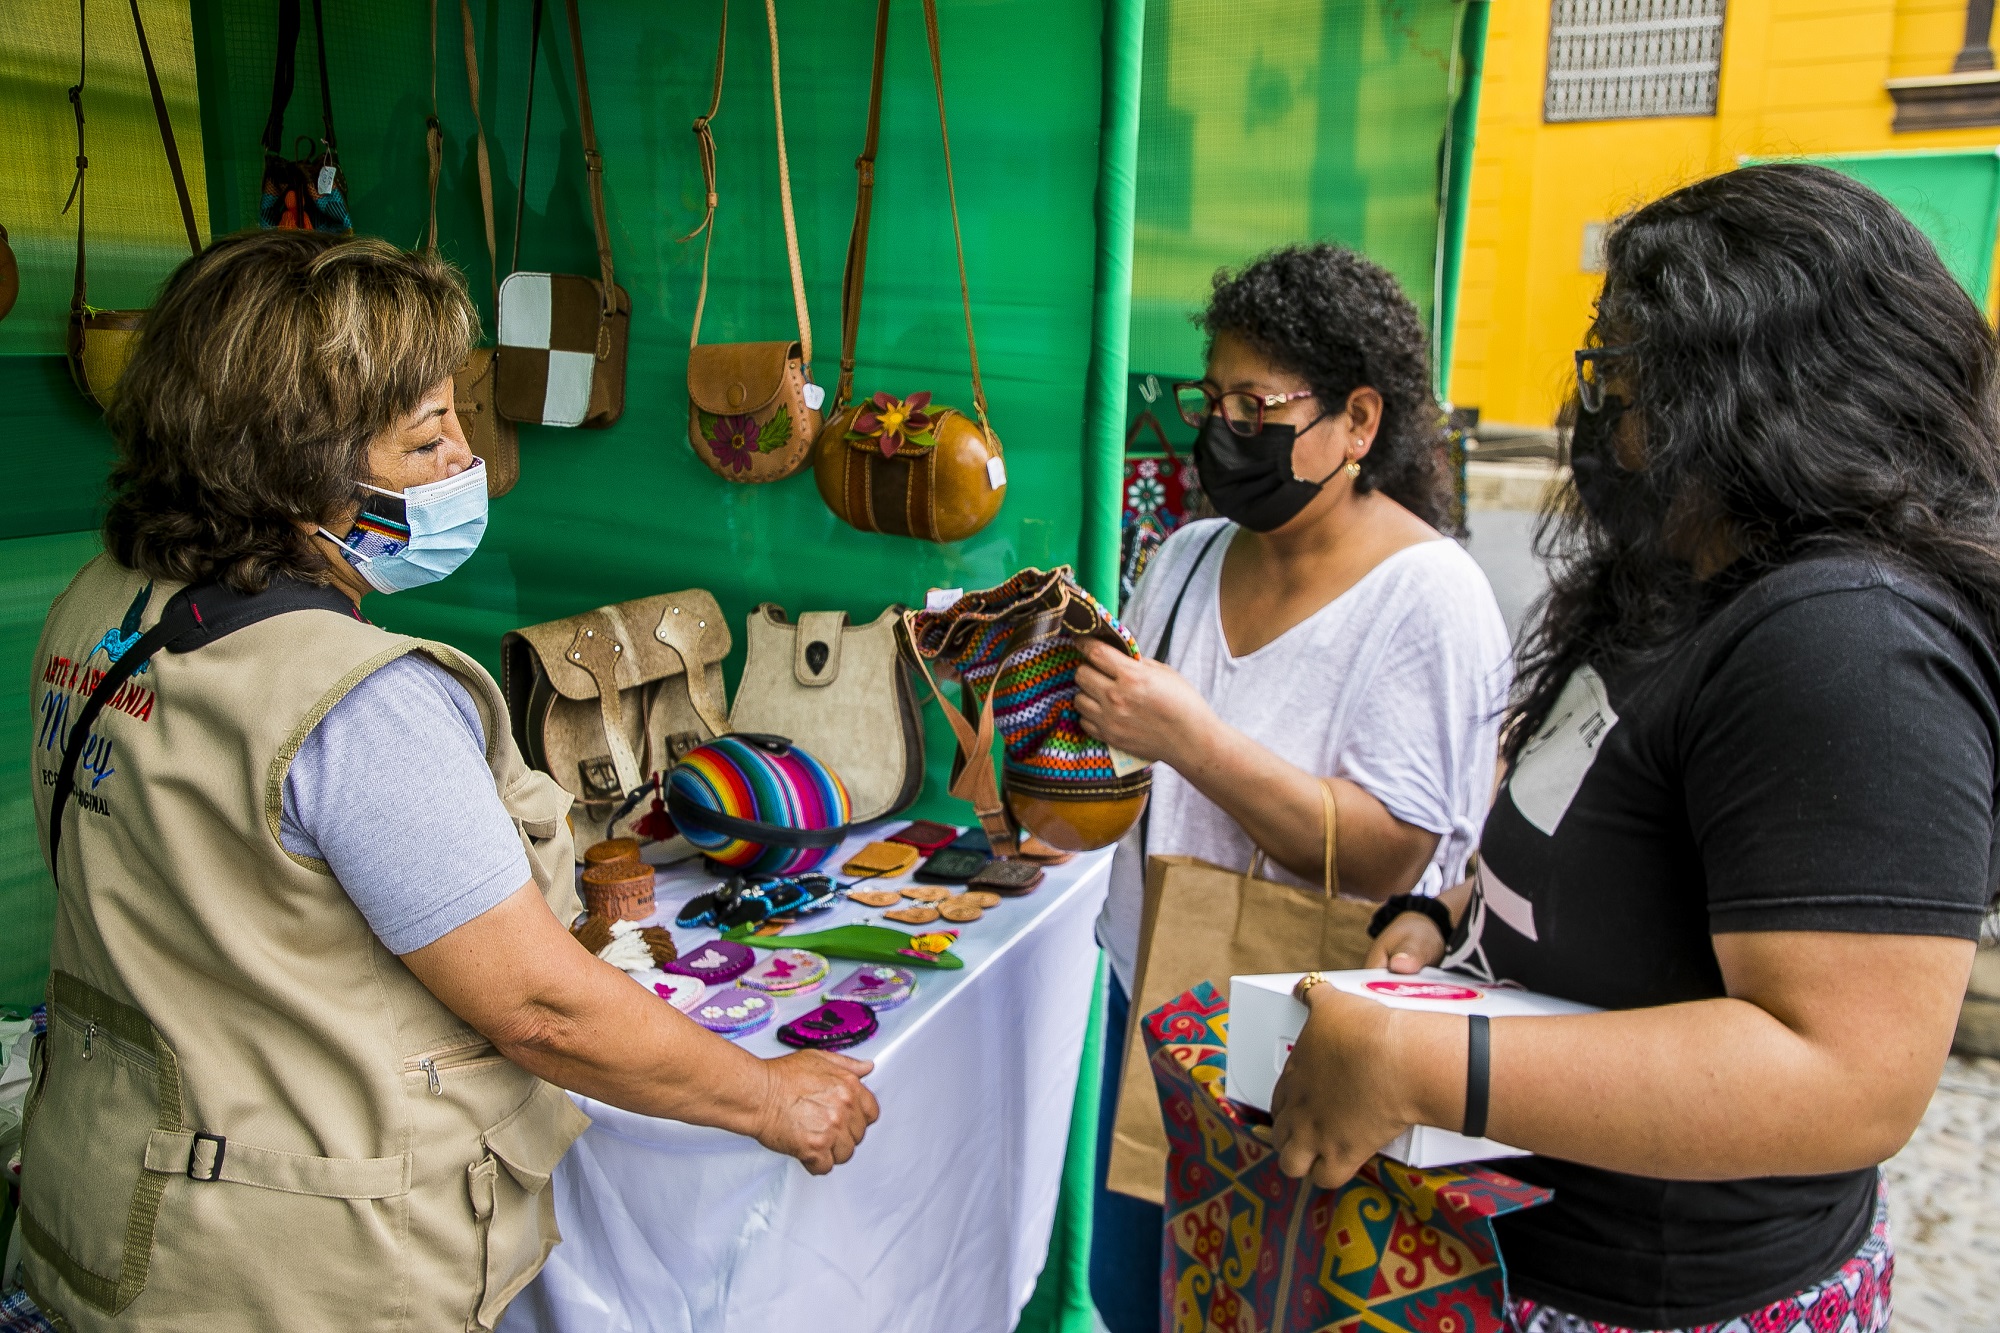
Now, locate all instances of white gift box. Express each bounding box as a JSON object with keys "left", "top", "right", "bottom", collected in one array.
[{"left": 1226, "top": 968, "right": 1599, "bottom": 1168}]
